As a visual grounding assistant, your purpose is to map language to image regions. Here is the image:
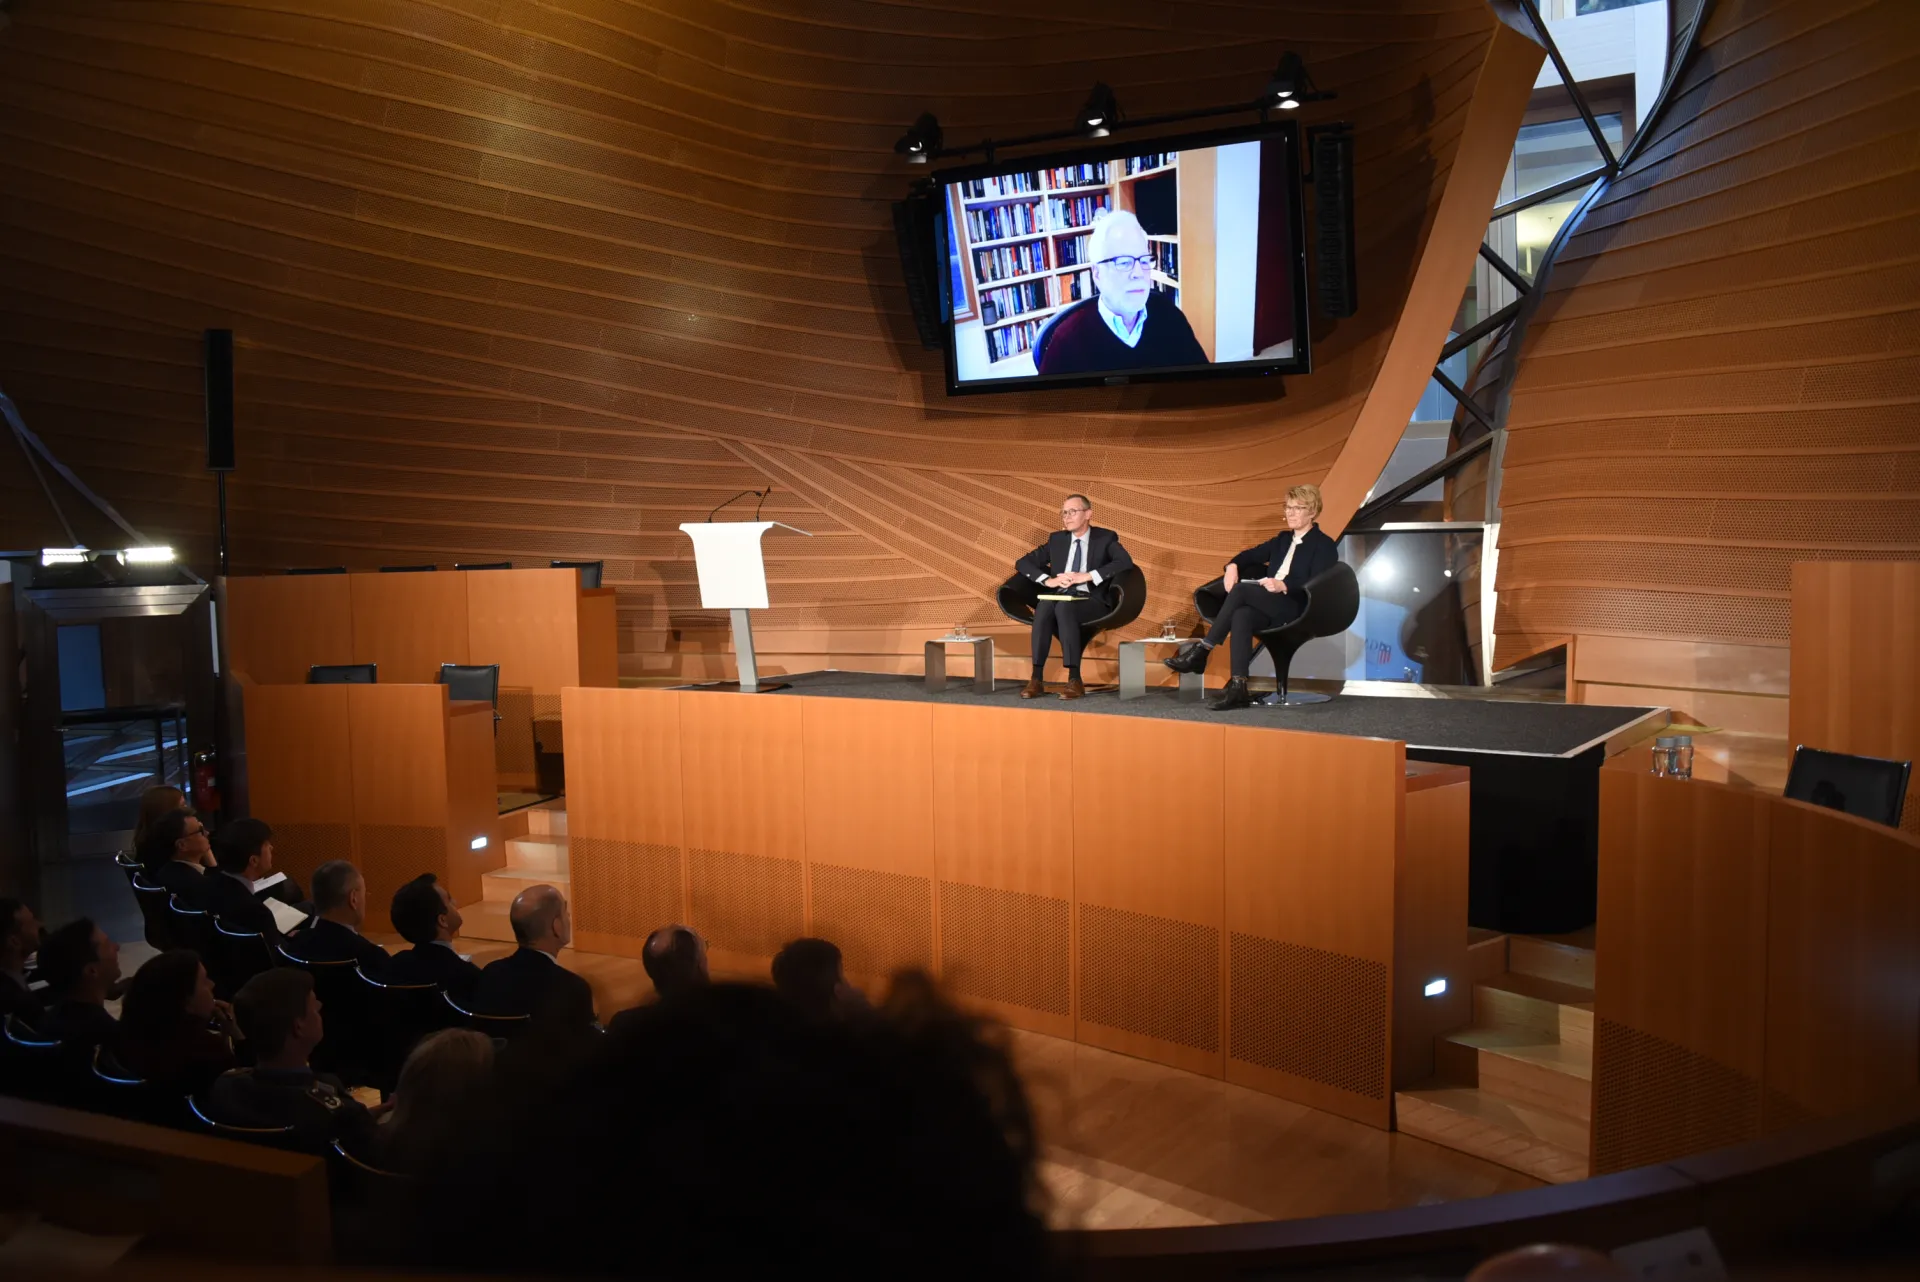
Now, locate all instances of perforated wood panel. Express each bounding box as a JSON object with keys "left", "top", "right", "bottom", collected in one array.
[
  {"left": 354, "top": 824, "right": 448, "bottom": 930},
  {"left": 938, "top": 882, "right": 1070, "bottom": 1018},
  {"left": 687, "top": 848, "right": 803, "bottom": 960},
  {"left": 0, "top": 0, "right": 1521, "bottom": 678},
  {"left": 1493, "top": 0, "right": 1920, "bottom": 666},
  {"left": 1591, "top": 1016, "right": 1761, "bottom": 1174},
  {"left": 268, "top": 822, "right": 354, "bottom": 894},
  {"left": 1078, "top": 904, "right": 1219, "bottom": 1054},
  {"left": 810, "top": 864, "right": 934, "bottom": 981},
  {"left": 1228, "top": 934, "right": 1388, "bottom": 1101},
  {"left": 570, "top": 837, "right": 682, "bottom": 947}
]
